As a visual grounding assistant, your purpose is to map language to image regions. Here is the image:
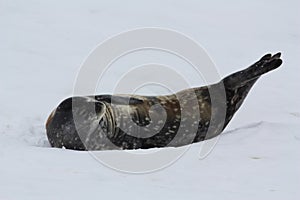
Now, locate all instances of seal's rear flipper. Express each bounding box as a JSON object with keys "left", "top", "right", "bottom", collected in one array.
[{"left": 223, "top": 52, "right": 283, "bottom": 90}]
